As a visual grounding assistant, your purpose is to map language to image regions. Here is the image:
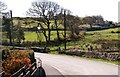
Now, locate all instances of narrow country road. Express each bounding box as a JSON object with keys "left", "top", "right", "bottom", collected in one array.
[{"left": 35, "top": 52, "right": 118, "bottom": 76}]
